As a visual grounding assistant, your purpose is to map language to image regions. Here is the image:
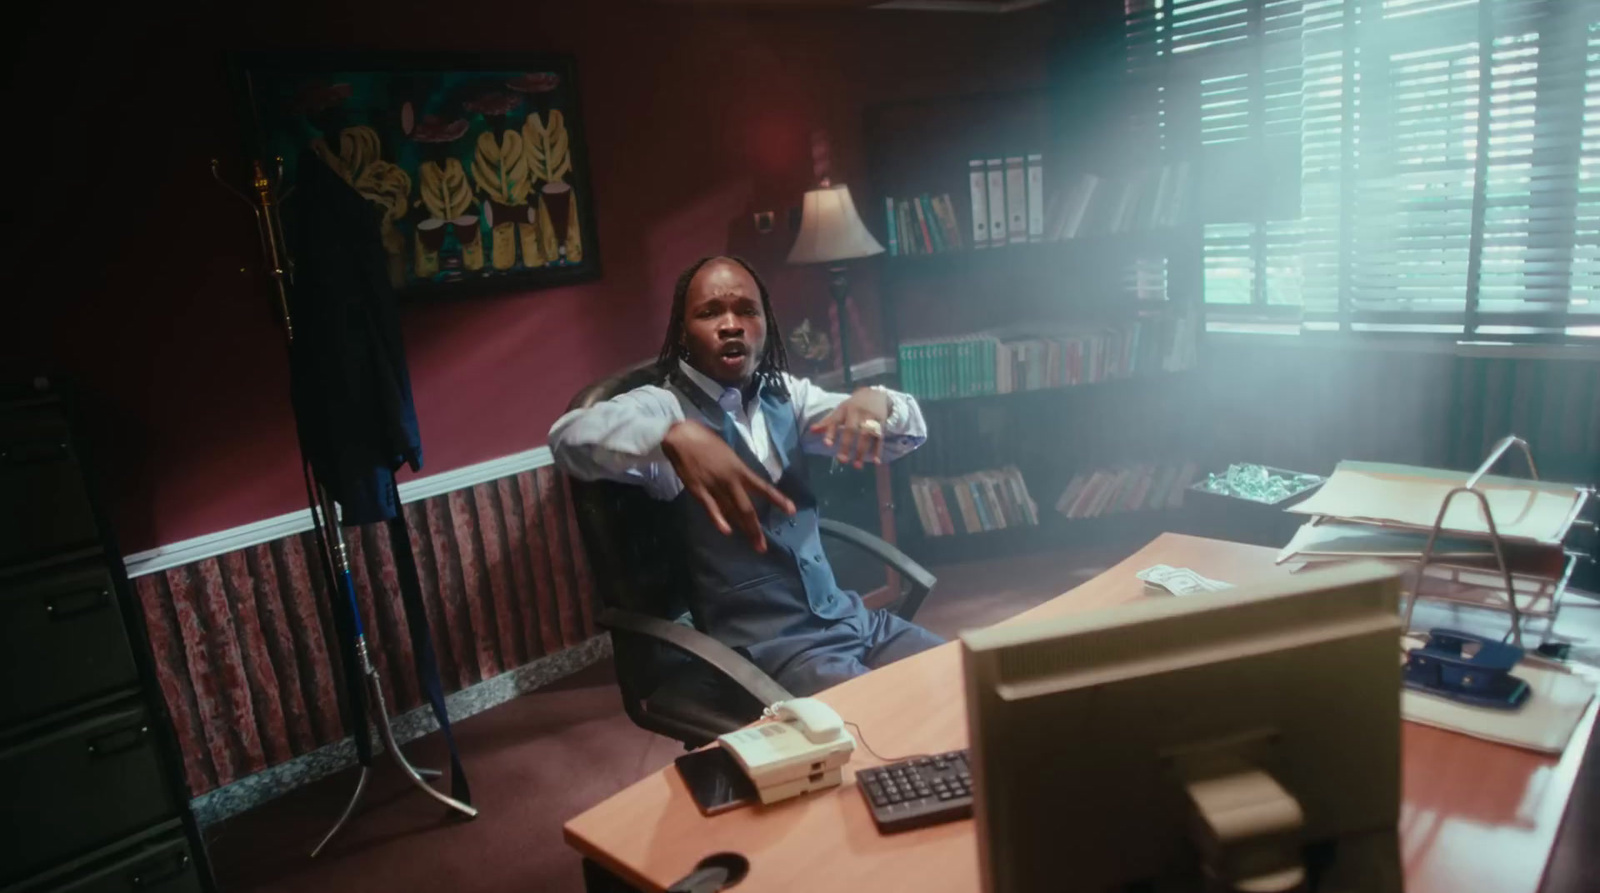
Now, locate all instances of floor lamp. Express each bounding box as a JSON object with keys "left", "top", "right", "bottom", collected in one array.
[{"left": 787, "top": 182, "right": 885, "bottom": 387}]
